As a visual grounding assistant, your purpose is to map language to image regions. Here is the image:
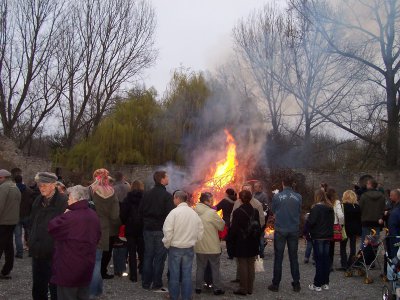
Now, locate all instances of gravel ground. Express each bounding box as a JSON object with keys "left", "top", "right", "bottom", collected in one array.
[{"left": 0, "top": 240, "right": 386, "bottom": 299}]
